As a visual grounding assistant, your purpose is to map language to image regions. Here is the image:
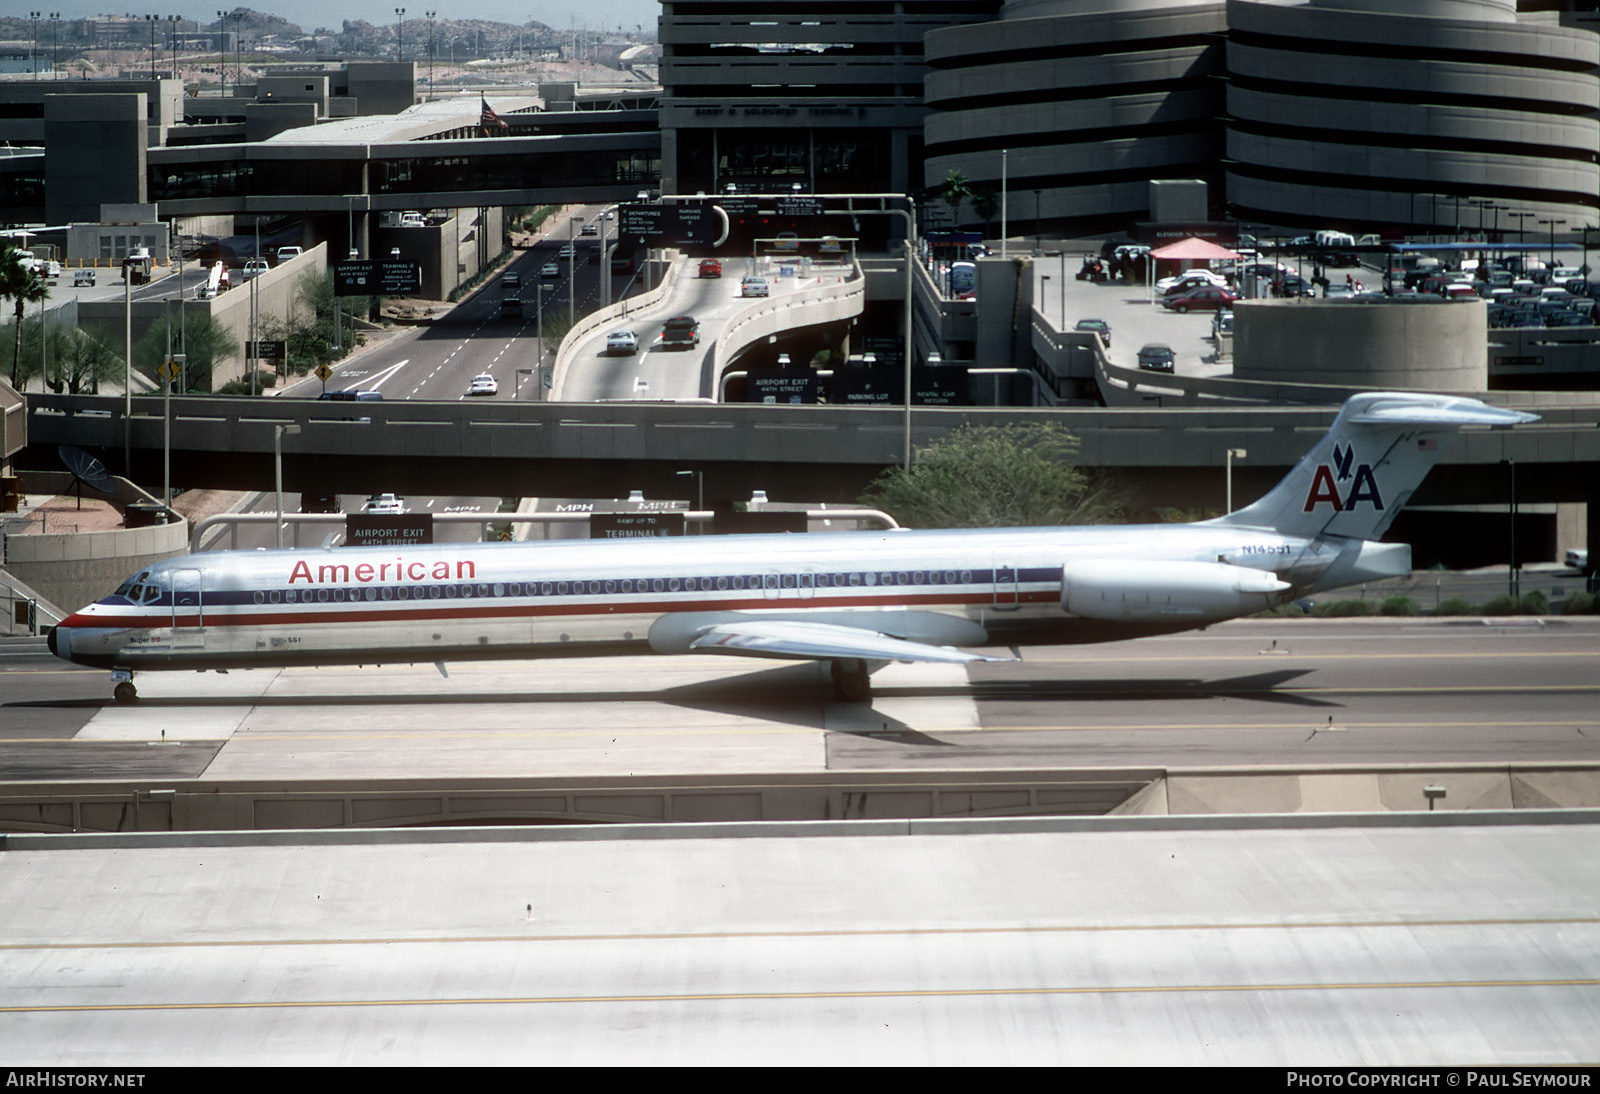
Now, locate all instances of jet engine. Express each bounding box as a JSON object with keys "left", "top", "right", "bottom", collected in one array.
[{"left": 1062, "top": 559, "right": 1291, "bottom": 623}]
